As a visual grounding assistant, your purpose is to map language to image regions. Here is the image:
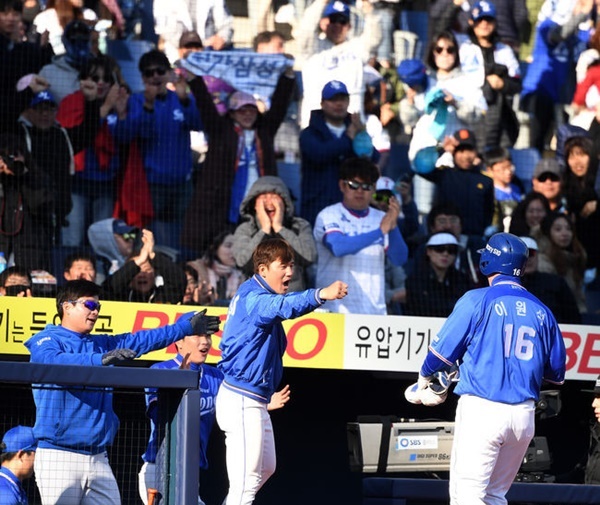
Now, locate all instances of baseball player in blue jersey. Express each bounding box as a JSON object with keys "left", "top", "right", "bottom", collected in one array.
[
  {"left": 217, "top": 237, "right": 348, "bottom": 505},
  {"left": 138, "top": 333, "right": 291, "bottom": 505},
  {"left": 414, "top": 233, "right": 566, "bottom": 505},
  {"left": 24, "top": 279, "right": 220, "bottom": 505},
  {"left": 0, "top": 426, "right": 37, "bottom": 505}
]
